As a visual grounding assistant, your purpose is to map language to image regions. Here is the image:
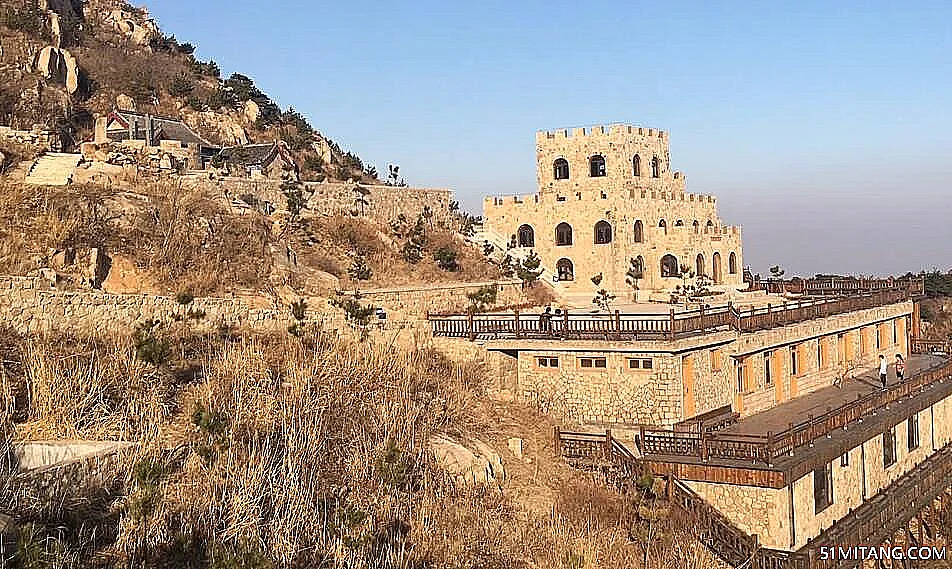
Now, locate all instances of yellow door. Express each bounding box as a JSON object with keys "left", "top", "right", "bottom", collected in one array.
[
  {"left": 682, "top": 356, "right": 696, "bottom": 418},
  {"left": 773, "top": 351, "right": 785, "bottom": 404}
]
